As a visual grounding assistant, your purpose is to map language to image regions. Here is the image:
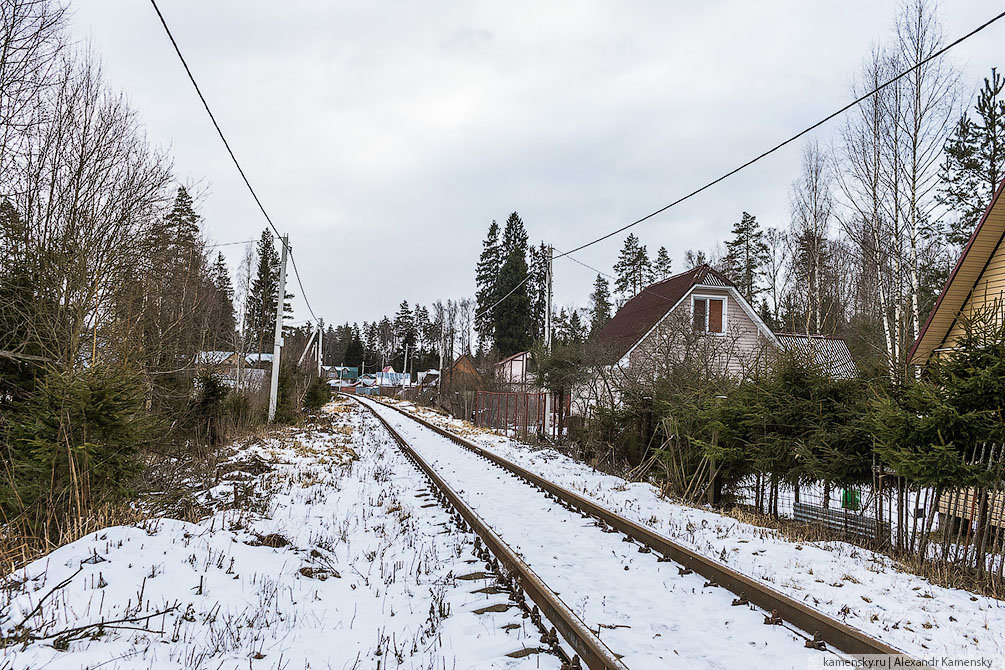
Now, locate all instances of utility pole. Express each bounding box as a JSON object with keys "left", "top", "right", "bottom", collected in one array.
[
  {"left": 316, "top": 325, "right": 322, "bottom": 378},
  {"left": 543, "top": 244, "right": 553, "bottom": 438},
  {"left": 268, "top": 234, "right": 289, "bottom": 423},
  {"left": 437, "top": 321, "right": 445, "bottom": 402}
]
